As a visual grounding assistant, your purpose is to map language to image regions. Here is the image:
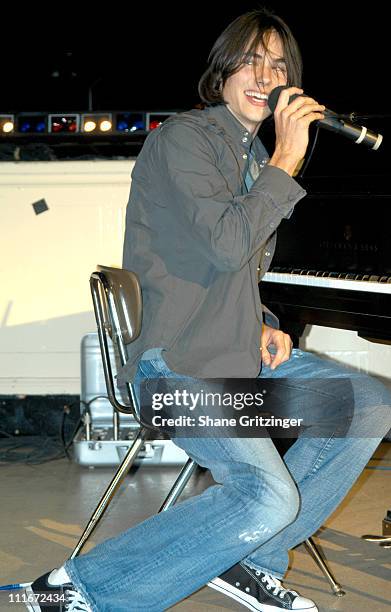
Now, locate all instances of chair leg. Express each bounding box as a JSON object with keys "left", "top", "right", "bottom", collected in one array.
[
  {"left": 158, "top": 459, "right": 198, "bottom": 512},
  {"left": 304, "top": 537, "right": 346, "bottom": 596},
  {"left": 362, "top": 534, "right": 391, "bottom": 548},
  {"left": 69, "top": 427, "right": 150, "bottom": 559}
]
